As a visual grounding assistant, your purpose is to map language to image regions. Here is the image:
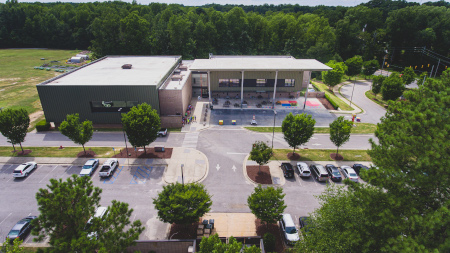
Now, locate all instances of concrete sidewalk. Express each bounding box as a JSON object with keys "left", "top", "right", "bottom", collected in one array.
[
  {"left": 181, "top": 98, "right": 211, "bottom": 133},
  {"left": 330, "top": 81, "right": 363, "bottom": 114}
]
